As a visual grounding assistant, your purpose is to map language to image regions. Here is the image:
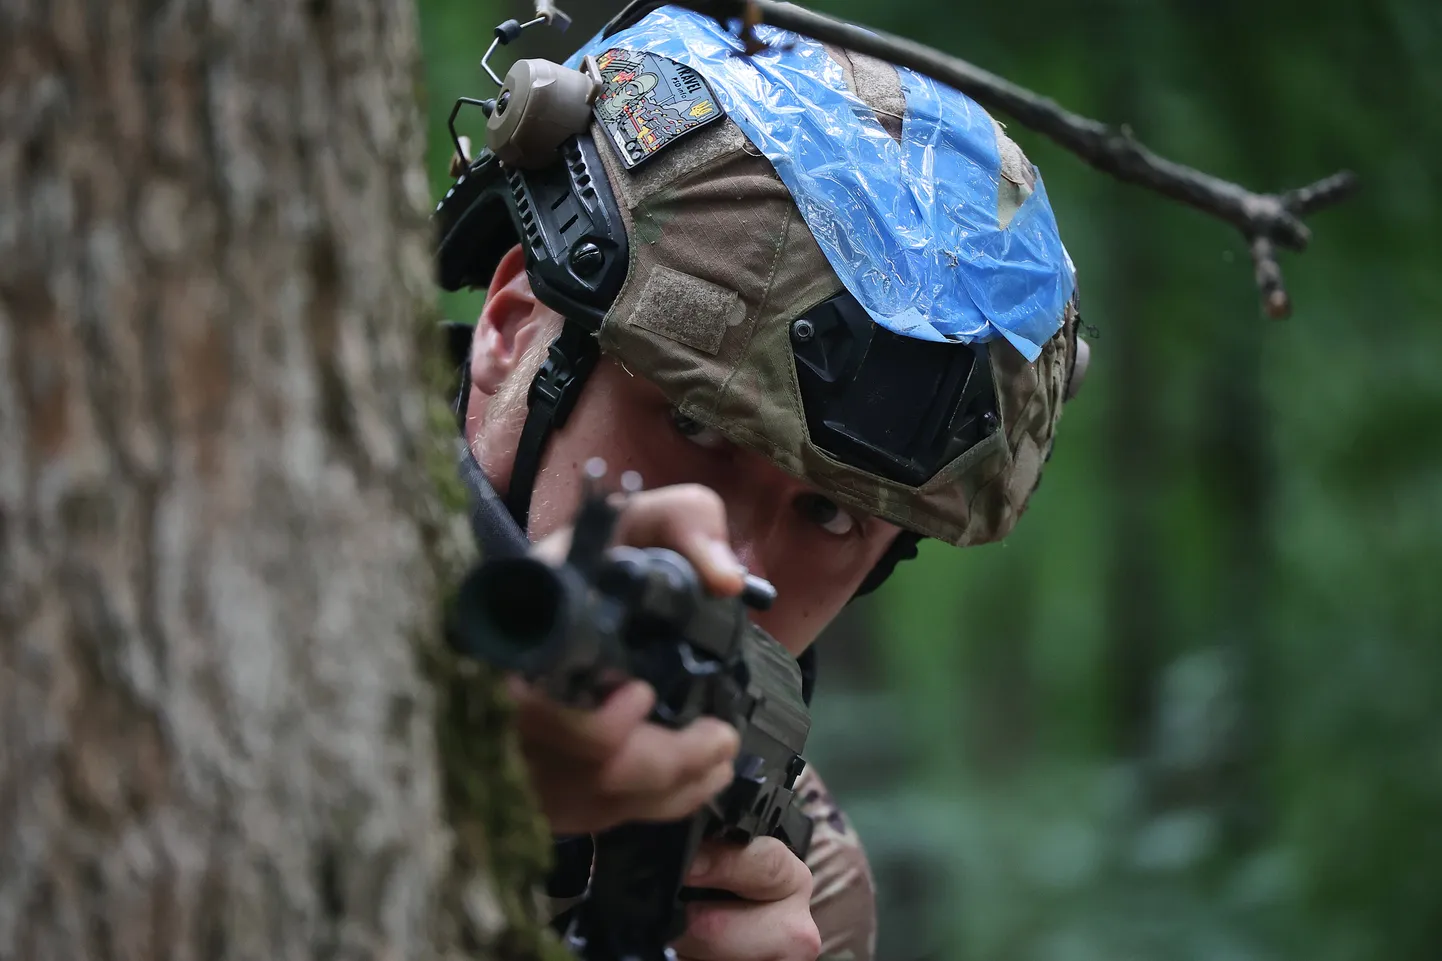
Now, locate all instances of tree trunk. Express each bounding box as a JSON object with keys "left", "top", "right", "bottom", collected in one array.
[{"left": 0, "top": 2, "right": 549, "bottom": 959}]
